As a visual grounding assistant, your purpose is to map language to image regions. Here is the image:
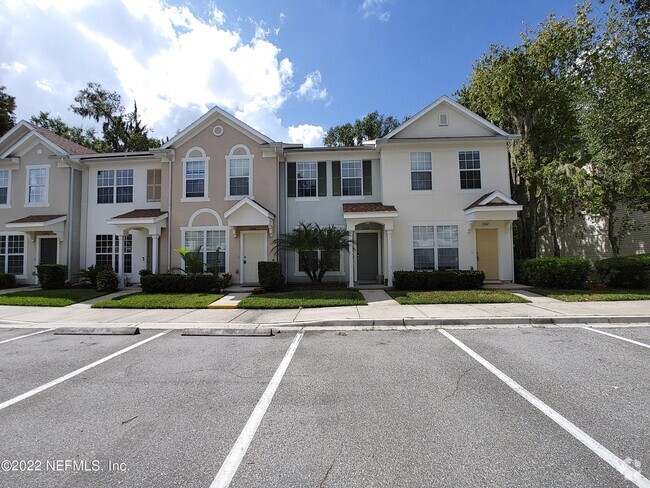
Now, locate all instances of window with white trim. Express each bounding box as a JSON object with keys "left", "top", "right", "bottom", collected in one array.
[
  {"left": 27, "top": 167, "right": 48, "bottom": 204},
  {"left": 410, "top": 152, "right": 432, "bottom": 190},
  {"left": 459, "top": 151, "right": 481, "bottom": 189},
  {"left": 96, "top": 169, "right": 134, "bottom": 204},
  {"left": 147, "top": 169, "right": 162, "bottom": 202},
  {"left": 183, "top": 230, "right": 226, "bottom": 273},
  {"left": 0, "top": 170, "right": 9, "bottom": 205},
  {"left": 341, "top": 160, "right": 362, "bottom": 196},
  {"left": 297, "top": 162, "right": 317, "bottom": 197},
  {"left": 95, "top": 235, "right": 132, "bottom": 273},
  {"left": 413, "top": 225, "right": 459, "bottom": 271},
  {"left": 0, "top": 235, "right": 25, "bottom": 275},
  {"left": 298, "top": 250, "right": 341, "bottom": 272},
  {"left": 228, "top": 158, "right": 250, "bottom": 196},
  {"left": 185, "top": 160, "right": 206, "bottom": 198}
]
